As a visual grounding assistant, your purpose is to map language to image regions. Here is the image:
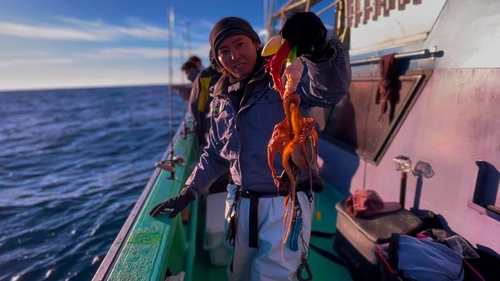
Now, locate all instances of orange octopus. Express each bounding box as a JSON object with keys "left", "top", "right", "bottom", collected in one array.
[{"left": 263, "top": 36, "right": 319, "bottom": 261}]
